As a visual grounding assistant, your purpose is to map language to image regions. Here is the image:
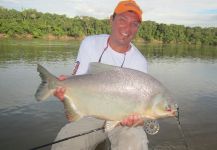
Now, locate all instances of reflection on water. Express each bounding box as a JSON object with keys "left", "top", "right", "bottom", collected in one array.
[
  {"left": 0, "top": 39, "right": 217, "bottom": 150},
  {"left": 0, "top": 39, "right": 79, "bottom": 65},
  {"left": 137, "top": 43, "right": 217, "bottom": 62}
]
